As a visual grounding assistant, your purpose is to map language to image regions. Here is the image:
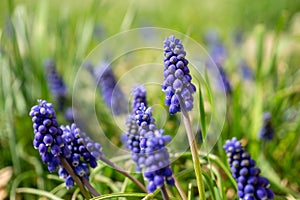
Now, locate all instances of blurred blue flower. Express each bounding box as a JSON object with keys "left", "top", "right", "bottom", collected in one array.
[
  {"left": 224, "top": 137, "right": 274, "bottom": 200},
  {"left": 135, "top": 103, "right": 174, "bottom": 193},
  {"left": 86, "top": 62, "right": 127, "bottom": 115},
  {"left": 44, "top": 59, "right": 68, "bottom": 111},
  {"left": 162, "top": 35, "right": 196, "bottom": 114},
  {"left": 205, "top": 31, "right": 232, "bottom": 94},
  {"left": 258, "top": 112, "right": 274, "bottom": 141}
]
